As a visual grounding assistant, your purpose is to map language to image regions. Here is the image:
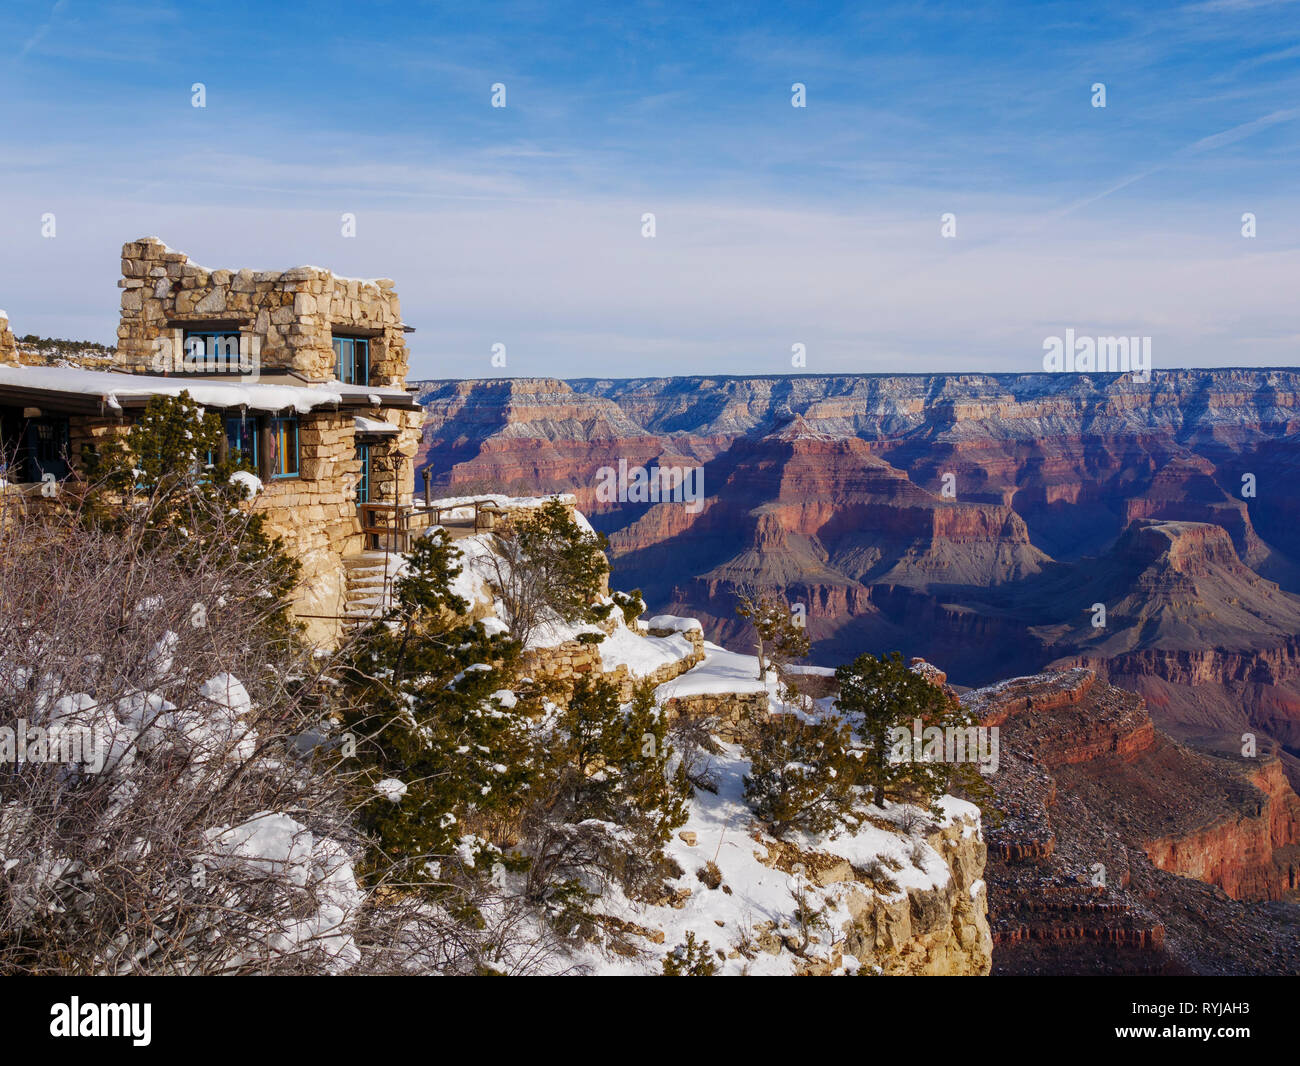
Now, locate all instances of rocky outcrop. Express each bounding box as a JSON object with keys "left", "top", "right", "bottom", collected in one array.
[
  {"left": 967, "top": 667, "right": 1156, "bottom": 766},
  {"left": 1144, "top": 759, "right": 1300, "bottom": 901},
  {"left": 839, "top": 815, "right": 991, "bottom": 976},
  {"left": 757, "top": 811, "right": 992, "bottom": 976},
  {"left": 967, "top": 667, "right": 1300, "bottom": 974}
]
